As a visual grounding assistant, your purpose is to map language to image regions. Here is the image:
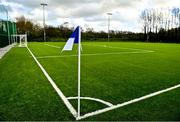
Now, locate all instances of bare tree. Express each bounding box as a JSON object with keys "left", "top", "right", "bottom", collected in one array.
[{"left": 140, "top": 7, "right": 180, "bottom": 42}]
